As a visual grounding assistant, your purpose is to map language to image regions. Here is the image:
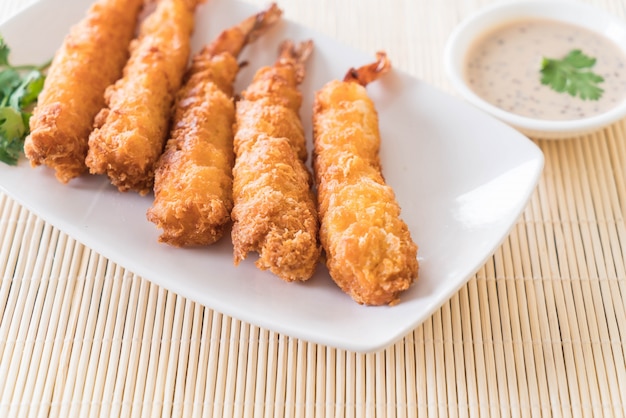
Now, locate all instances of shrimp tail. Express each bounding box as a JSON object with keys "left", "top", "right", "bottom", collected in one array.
[
  {"left": 277, "top": 39, "right": 314, "bottom": 84},
  {"left": 206, "top": 3, "right": 283, "bottom": 58},
  {"left": 343, "top": 51, "right": 391, "bottom": 86},
  {"left": 244, "top": 3, "right": 283, "bottom": 45}
]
